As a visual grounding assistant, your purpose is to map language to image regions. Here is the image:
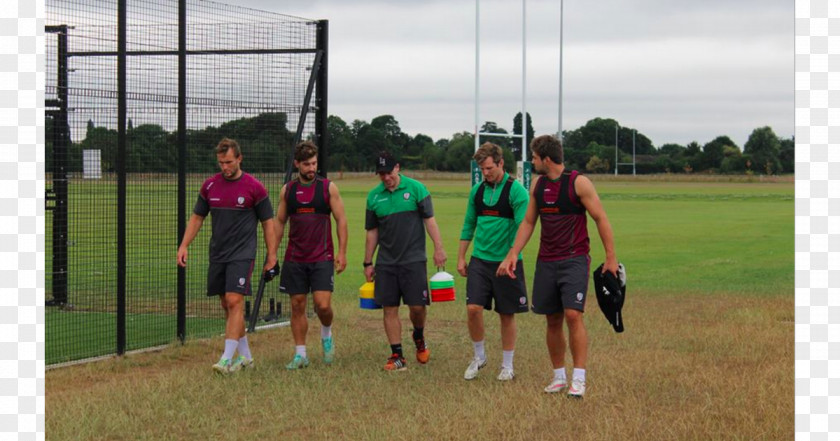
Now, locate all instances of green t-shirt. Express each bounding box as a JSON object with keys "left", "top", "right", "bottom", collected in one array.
[
  {"left": 365, "top": 175, "right": 434, "bottom": 265},
  {"left": 459, "top": 172, "right": 529, "bottom": 262}
]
